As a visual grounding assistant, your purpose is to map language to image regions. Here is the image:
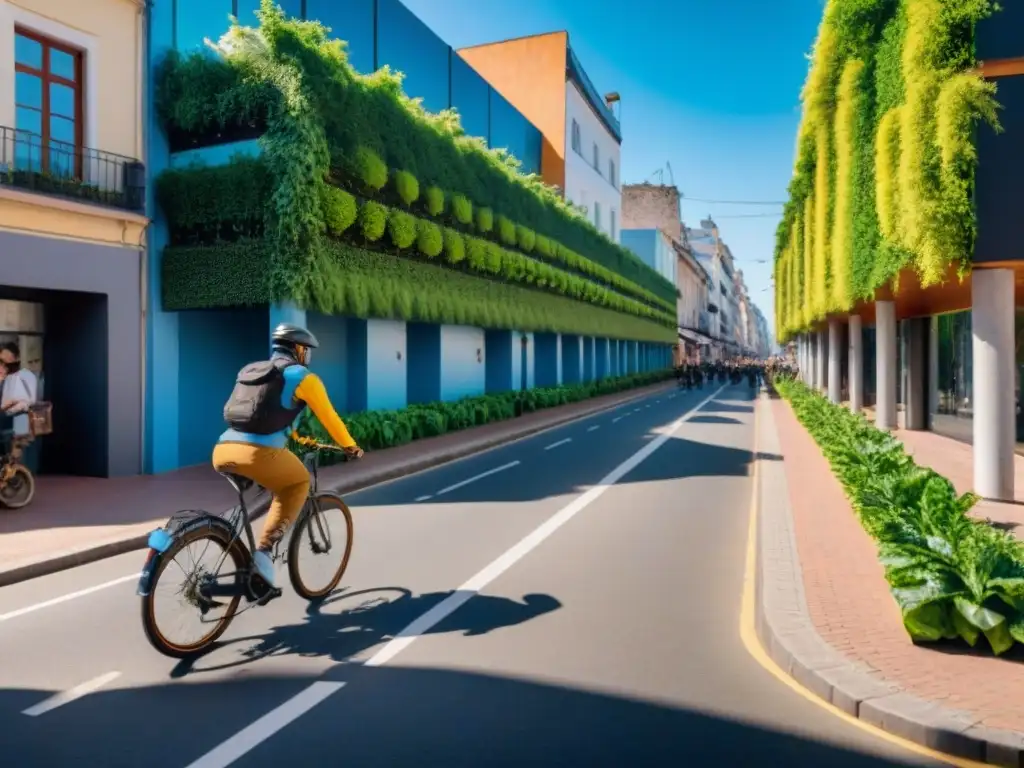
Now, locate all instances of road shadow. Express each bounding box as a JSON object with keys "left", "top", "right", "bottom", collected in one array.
[
  {"left": 0, "top": 668, "right": 936, "bottom": 767},
  {"left": 689, "top": 415, "right": 743, "bottom": 425},
  {"left": 170, "top": 587, "right": 562, "bottom": 677}
]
